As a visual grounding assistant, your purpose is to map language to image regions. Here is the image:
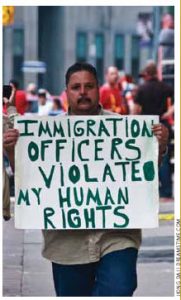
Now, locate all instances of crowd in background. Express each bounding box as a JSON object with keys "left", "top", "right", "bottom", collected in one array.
[
  {"left": 2, "top": 61, "right": 174, "bottom": 124},
  {"left": 2, "top": 61, "right": 174, "bottom": 201},
  {"left": 3, "top": 13, "right": 175, "bottom": 202}
]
